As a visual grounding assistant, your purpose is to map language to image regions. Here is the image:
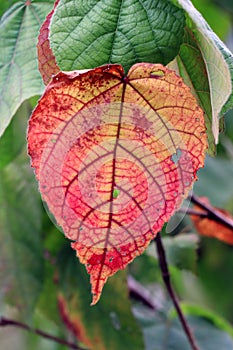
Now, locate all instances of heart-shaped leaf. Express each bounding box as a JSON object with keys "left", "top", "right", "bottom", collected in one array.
[
  {"left": 49, "top": 0, "right": 185, "bottom": 73},
  {"left": 28, "top": 63, "right": 207, "bottom": 304}
]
